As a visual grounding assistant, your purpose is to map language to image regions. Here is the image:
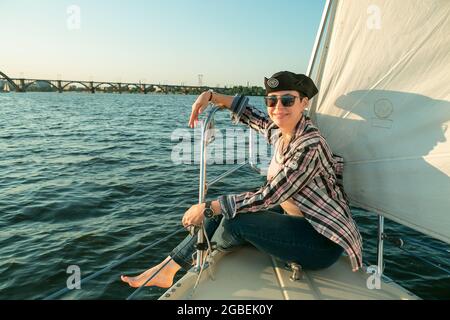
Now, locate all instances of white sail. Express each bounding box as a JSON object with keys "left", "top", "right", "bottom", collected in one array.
[{"left": 310, "top": 0, "right": 450, "bottom": 243}]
